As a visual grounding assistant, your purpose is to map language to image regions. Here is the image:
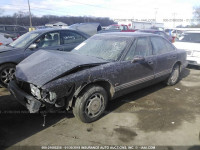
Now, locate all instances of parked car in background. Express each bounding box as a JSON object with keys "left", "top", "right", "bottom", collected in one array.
[
  {"left": 0, "top": 33, "right": 13, "bottom": 46},
  {"left": 165, "top": 28, "right": 184, "bottom": 40},
  {"left": 9, "top": 32, "right": 187, "bottom": 123},
  {"left": 0, "top": 28, "right": 89, "bottom": 87},
  {"left": 0, "top": 25, "right": 28, "bottom": 41},
  {"left": 136, "top": 29, "right": 175, "bottom": 43},
  {"left": 68, "top": 23, "right": 102, "bottom": 36},
  {"left": 171, "top": 29, "right": 184, "bottom": 39},
  {"left": 98, "top": 24, "right": 137, "bottom": 33},
  {"left": 173, "top": 31, "right": 200, "bottom": 67}
]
